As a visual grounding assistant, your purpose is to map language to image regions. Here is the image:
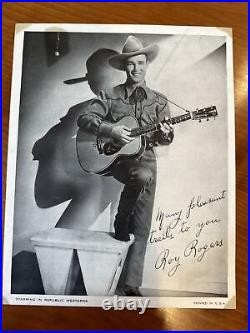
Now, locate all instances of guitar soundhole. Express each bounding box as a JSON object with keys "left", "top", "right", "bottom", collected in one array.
[{"left": 103, "top": 142, "right": 122, "bottom": 155}]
